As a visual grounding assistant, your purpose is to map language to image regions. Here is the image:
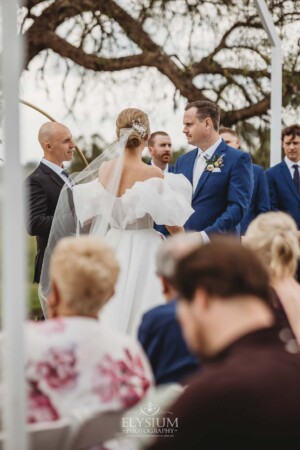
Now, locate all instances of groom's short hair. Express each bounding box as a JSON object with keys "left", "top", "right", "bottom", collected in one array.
[{"left": 185, "top": 101, "right": 221, "bottom": 132}]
